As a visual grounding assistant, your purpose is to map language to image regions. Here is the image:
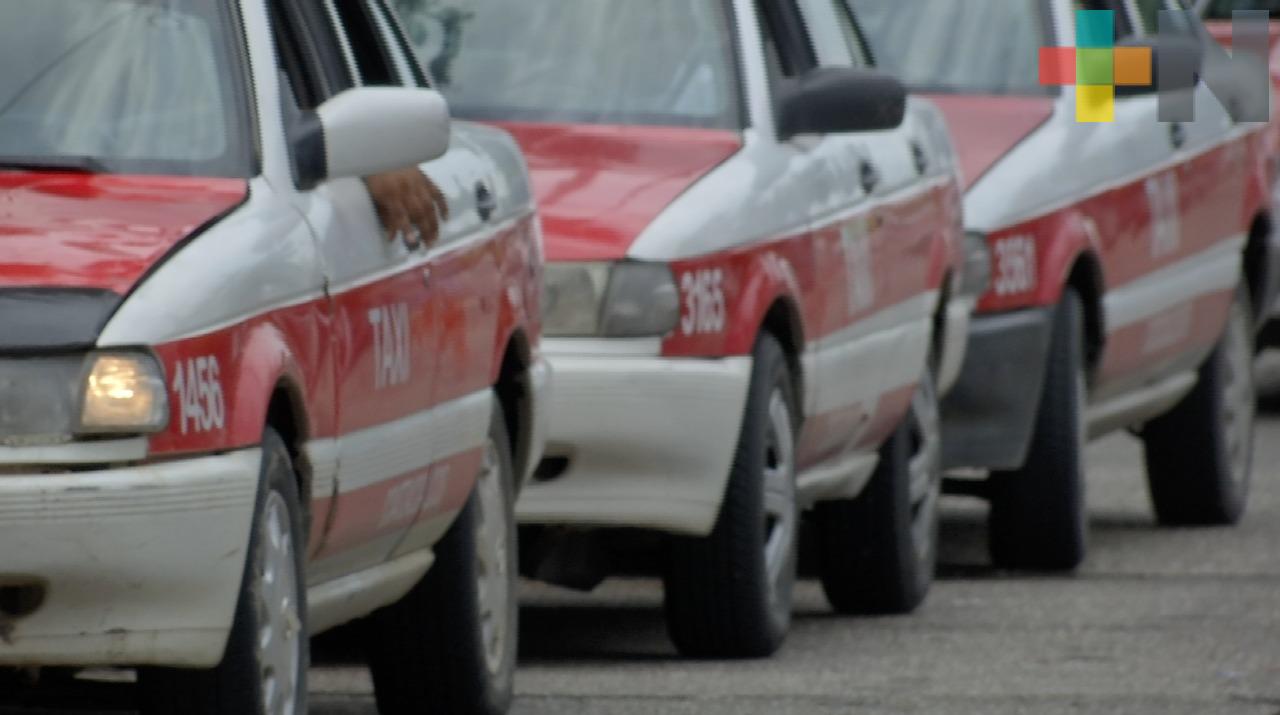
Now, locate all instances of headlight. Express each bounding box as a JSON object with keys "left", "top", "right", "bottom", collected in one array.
[
  {"left": 78, "top": 352, "right": 168, "bottom": 434},
  {"left": 543, "top": 261, "right": 680, "bottom": 338},
  {"left": 960, "top": 231, "right": 992, "bottom": 298}
]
